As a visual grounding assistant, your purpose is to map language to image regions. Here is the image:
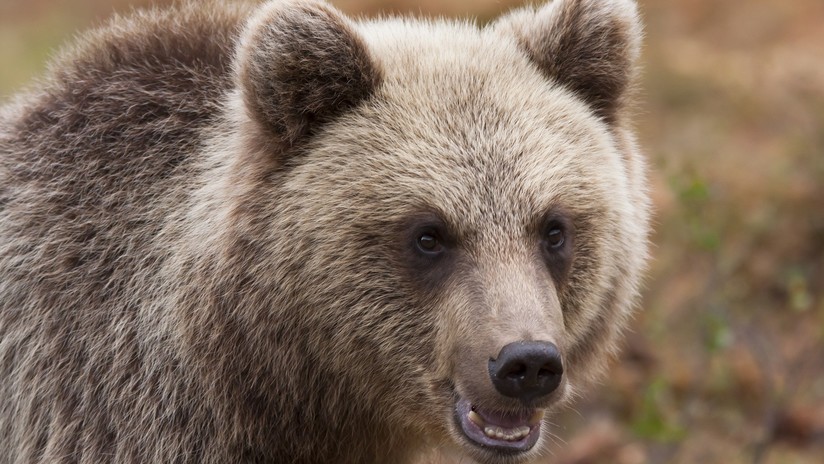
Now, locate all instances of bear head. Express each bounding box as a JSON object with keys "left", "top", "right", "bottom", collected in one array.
[{"left": 190, "top": 0, "right": 648, "bottom": 462}]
